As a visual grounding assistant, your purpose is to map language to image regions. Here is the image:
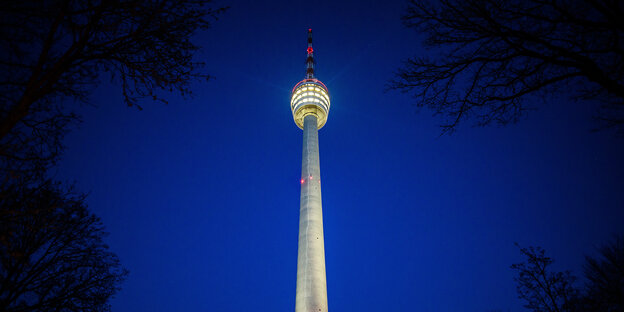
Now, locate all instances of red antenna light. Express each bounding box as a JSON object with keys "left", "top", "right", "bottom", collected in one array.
[
  {"left": 308, "top": 28, "right": 312, "bottom": 32},
  {"left": 307, "top": 47, "right": 313, "bottom": 54},
  {"left": 300, "top": 179, "right": 305, "bottom": 184}
]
